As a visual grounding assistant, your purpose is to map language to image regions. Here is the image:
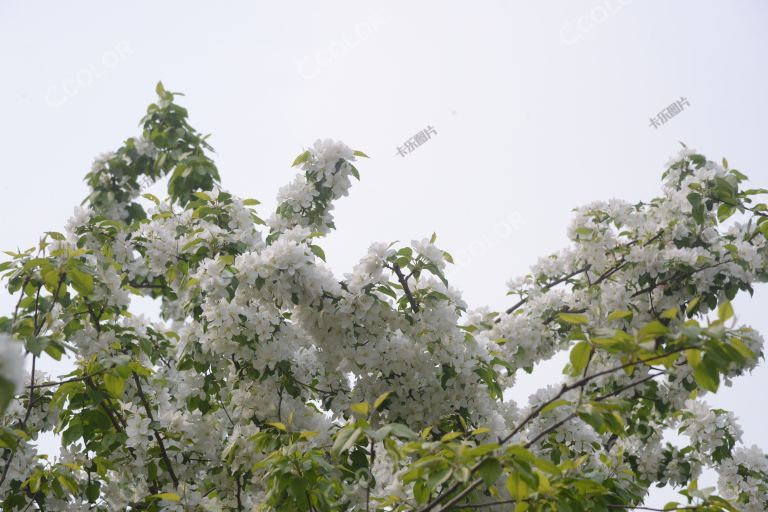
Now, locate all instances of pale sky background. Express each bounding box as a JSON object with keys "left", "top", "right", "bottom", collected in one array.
[{"left": 1, "top": 1, "right": 766, "bottom": 507}]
